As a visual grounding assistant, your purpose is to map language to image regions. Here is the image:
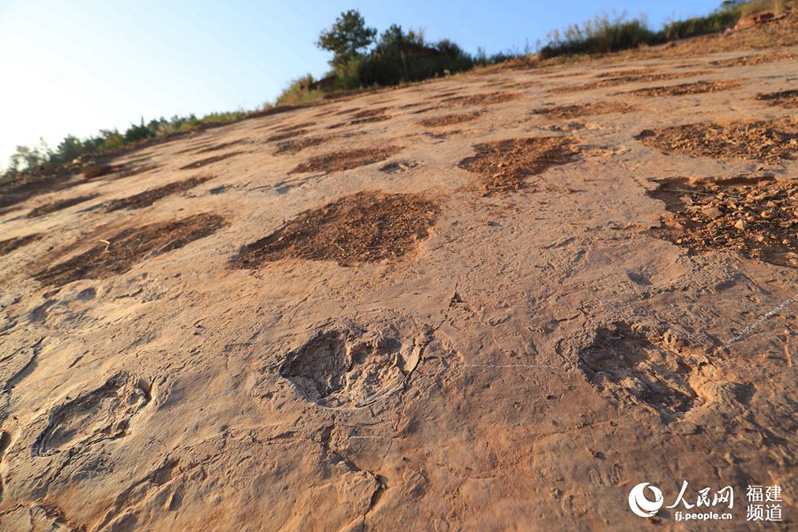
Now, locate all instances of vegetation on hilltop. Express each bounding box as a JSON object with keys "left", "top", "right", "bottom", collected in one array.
[
  {"left": 540, "top": 0, "right": 791, "bottom": 58},
  {"left": 2, "top": 0, "right": 792, "bottom": 181}
]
